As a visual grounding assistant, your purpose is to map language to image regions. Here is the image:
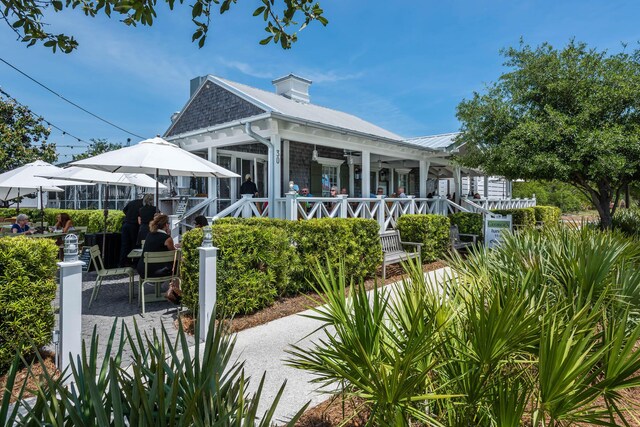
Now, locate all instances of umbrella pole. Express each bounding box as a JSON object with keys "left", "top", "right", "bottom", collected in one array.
[
  {"left": 103, "top": 184, "right": 109, "bottom": 257},
  {"left": 40, "top": 186, "right": 44, "bottom": 229},
  {"left": 16, "top": 189, "right": 20, "bottom": 215},
  {"left": 155, "top": 168, "right": 159, "bottom": 213}
]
